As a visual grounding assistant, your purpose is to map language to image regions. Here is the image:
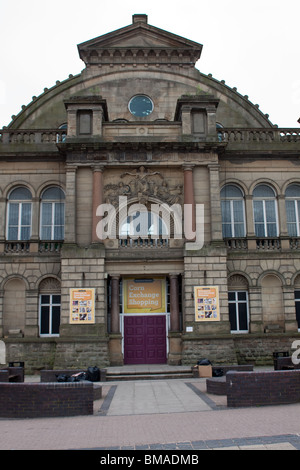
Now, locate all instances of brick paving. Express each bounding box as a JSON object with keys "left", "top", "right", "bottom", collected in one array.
[{"left": 1, "top": 374, "right": 300, "bottom": 450}]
